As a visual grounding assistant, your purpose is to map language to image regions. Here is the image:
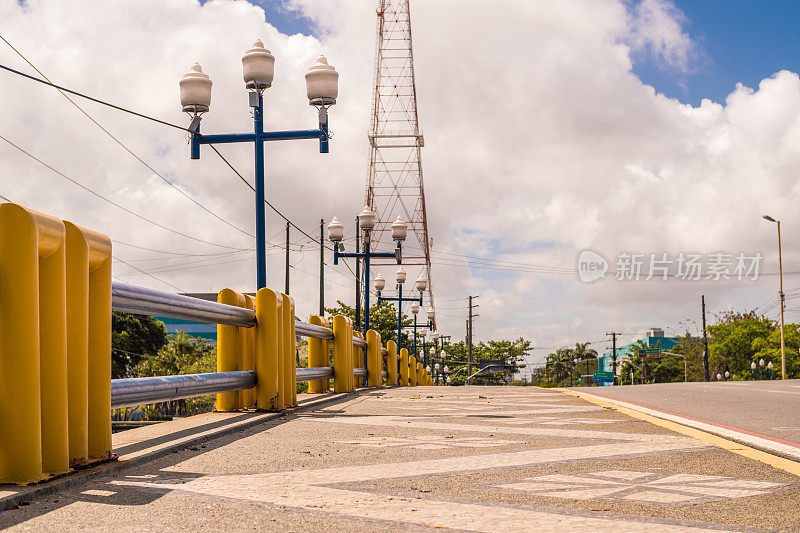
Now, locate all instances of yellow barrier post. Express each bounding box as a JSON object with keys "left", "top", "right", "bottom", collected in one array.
[
  {"left": 69, "top": 223, "right": 112, "bottom": 464},
  {"left": 255, "top": 288, "right": 280, "bottom": 410},
  {"left": 240, "top": 294, "right": 256, "bottom": 409},
  {"left": 366, "top": 330, "right": 381, "bottom": 387},
  {"left": 409, "top": 355, "right": 418, "bottom": 386},
  {"left": 386, "top": 340, "right": 398, "bottom": 386},
  {"left": 217, "top": 289, "right": 243, "bottom": 412},
  {"left": 307, "top": 316, "right": 330, "bottom": 393},
  {"left": 275, "top": 294, "right": 285, "bottom": 409},
  {"left": 65, "top": 223, "right": 89, "bottom": 466},
  {"left": 0, "top": 205, "right": 62, "bottom": 483},
  {"left": 417, "top": 362, "right": 424, "bottom": 386},
  {"left": 353, "top": 330, "right": 362, "bottom": 389},
  {"left": 332, "top": 315, "right": 351, "bottom": 393},
  {"left": 282, "top": 293, "right": 297, "bottom": 407},
  {"left": 39, "top": 220, "right": 68, "bottom": 476},
  {"left": 347, "top": 322, "right": 354, "bottom": 391},
  {"left": 399, "top": 348, "right": 409, "bottom": 386}
]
